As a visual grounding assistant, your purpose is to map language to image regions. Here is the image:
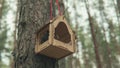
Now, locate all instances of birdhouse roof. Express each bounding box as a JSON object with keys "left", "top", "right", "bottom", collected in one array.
[{"left": 36, "top": 15, "right": 74, "bottom": 35}]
